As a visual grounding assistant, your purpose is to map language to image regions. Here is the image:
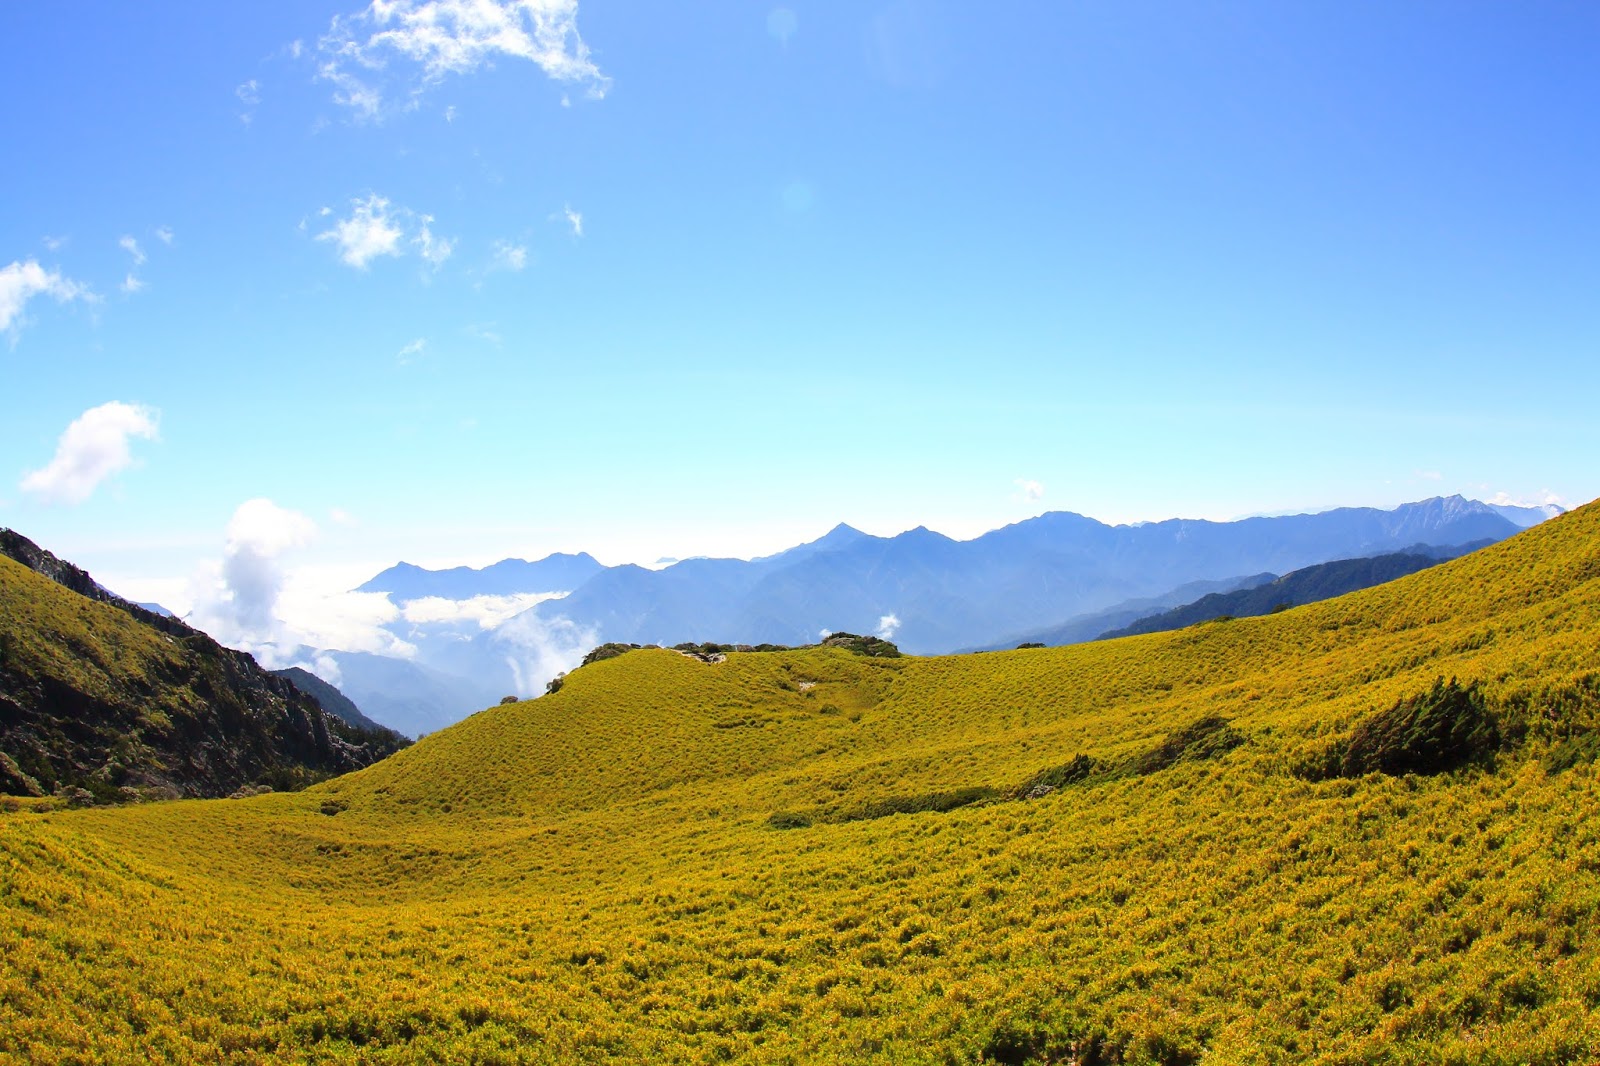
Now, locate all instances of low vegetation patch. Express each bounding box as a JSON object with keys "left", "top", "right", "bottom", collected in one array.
[
  {"left": 769, "top": 786, "right": 999, "bottom": 829},
  {"left": 1299, "top": 677, "right": 1501, "bottom": 780}
]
